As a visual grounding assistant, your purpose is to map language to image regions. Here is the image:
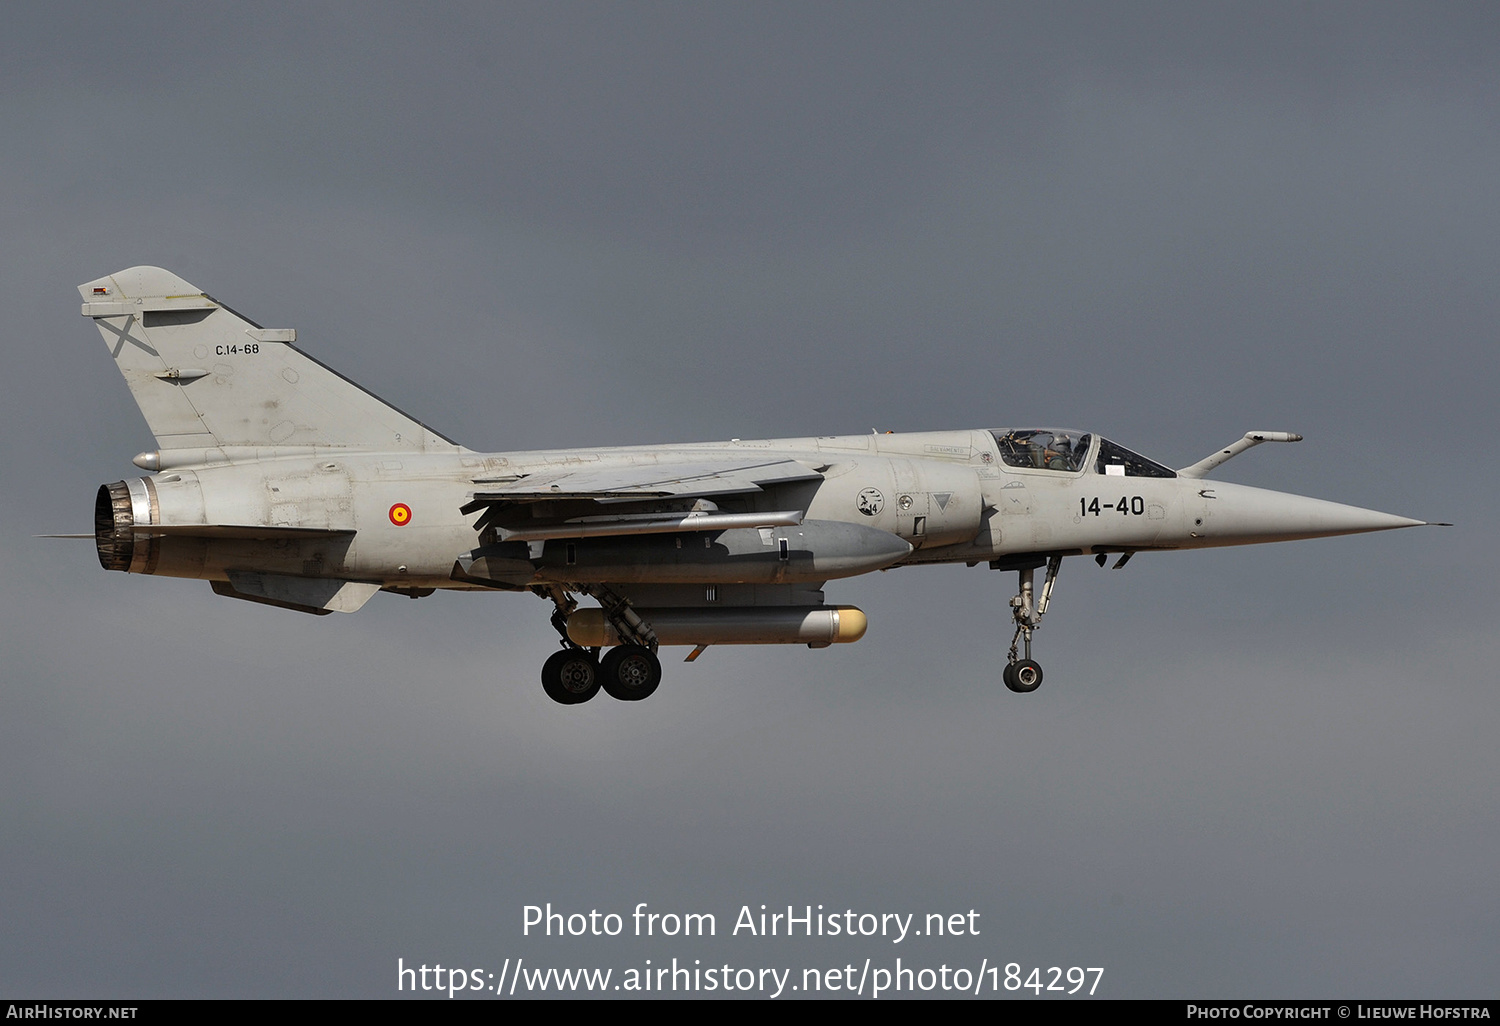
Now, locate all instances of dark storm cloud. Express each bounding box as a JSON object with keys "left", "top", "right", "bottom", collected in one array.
[{"left": 1, "top": 2, "right": 1496, "bottom": 997}]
